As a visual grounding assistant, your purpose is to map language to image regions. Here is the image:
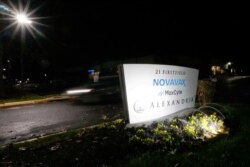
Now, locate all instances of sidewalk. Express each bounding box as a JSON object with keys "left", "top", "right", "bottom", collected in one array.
[{"left": 0, "top": 95, "right": 71, "bottom": 108}]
